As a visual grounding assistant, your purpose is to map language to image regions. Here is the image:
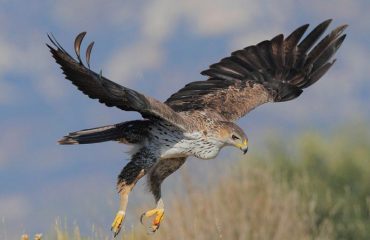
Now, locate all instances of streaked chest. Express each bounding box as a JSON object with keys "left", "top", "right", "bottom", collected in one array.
[{"left": 148, "top": 122, "right": 223, "bottom": 160}]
